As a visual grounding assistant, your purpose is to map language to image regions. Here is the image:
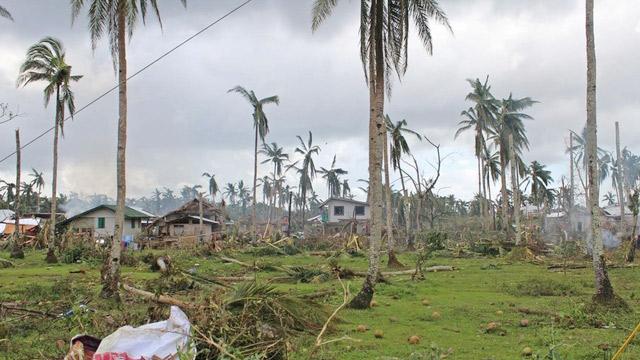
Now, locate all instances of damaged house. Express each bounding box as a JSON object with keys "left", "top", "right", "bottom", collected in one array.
[{"left": 144, "top": 198, "right": 226, "bottom": 246}]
